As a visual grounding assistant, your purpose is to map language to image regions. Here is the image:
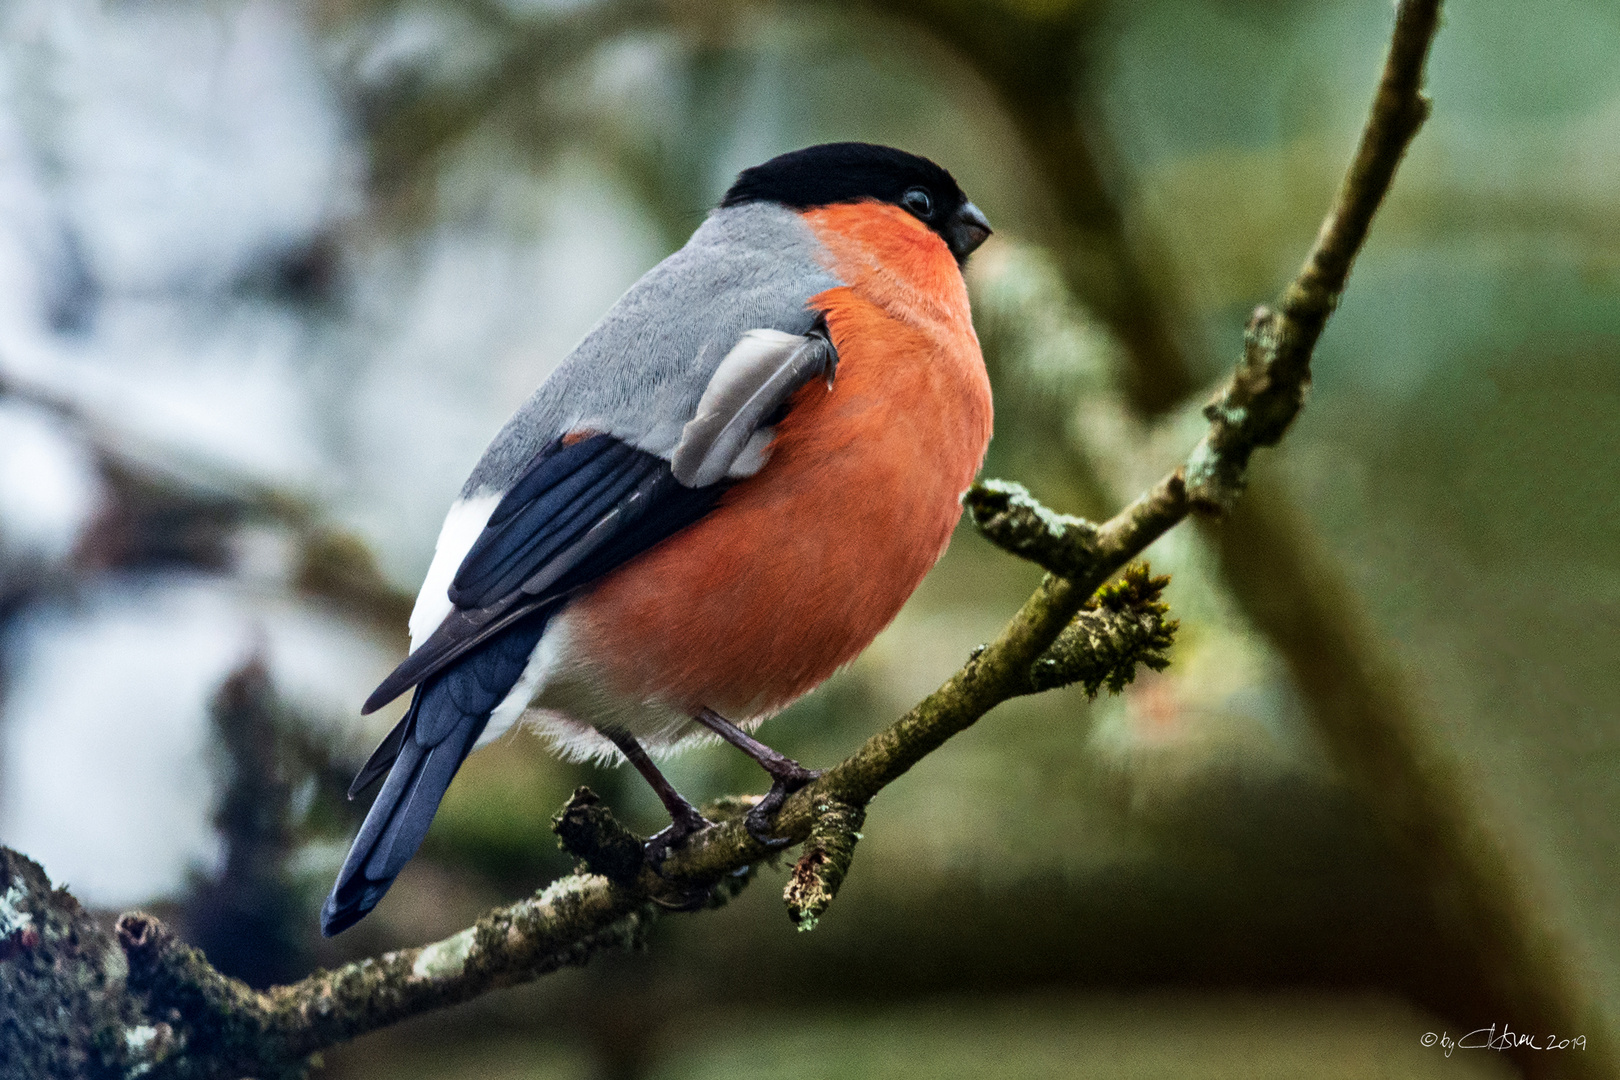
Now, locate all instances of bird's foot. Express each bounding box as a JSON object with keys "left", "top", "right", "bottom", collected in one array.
[
  {"left": 688, "top": 707, "right": 823, "bottom": 849},
  {"left": 645, "top": 805, "right": 718, "bottom": 911},
  {"left": 644, "top": 804, "right": 715, "bottom": 873},
  {"left": 745, "top": 762, "right": 823, "bottom": 849},
  {"left": 602, "top": 726, "right": 715, "bottom": 874}
]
